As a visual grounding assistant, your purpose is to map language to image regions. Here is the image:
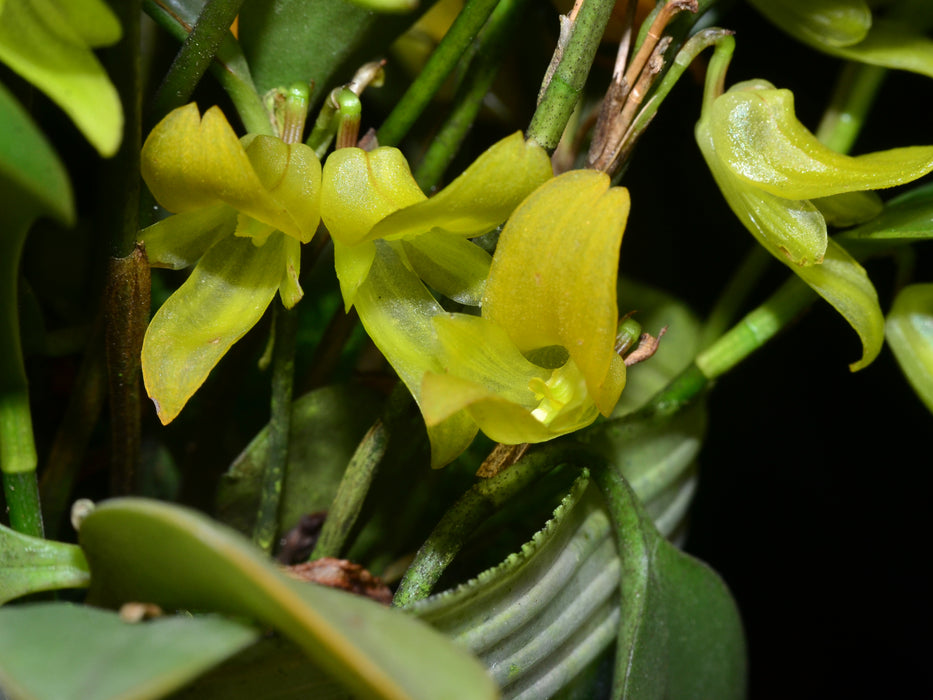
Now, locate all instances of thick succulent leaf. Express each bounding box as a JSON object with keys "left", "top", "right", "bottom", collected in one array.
[
  {"left": 322, "top": 146, "right": 427, "bottom": 243},
  {"left": 141, "top": 234, "right": 285, "bottom": 424},
  {"left": 840, "top": 181, "right": 933, "bottom": 241},
  {"left": 79, "top": 498, "right": 498, "bottom": 700},
  {"left": 401, "top": 233, "right": 492, "bottom": 306},
  {"left": 0, "top": 603, "right": 259, "bottom": 700},
  {"left": 0, "top": 524, "right": 89, "bottom": 604},
  {"left": 483, "top": 170, "right": 629, "bottom": 415},
  {"left": 138, "top": 205, "right": 234, "bottom": 270},
  {"left": 593, "top": 467, "right": 746, "bottom": 700},
  {"left": 354, "top": 242, "right": 479, "bottom": 466},
  {"left": 47, "top": 0, "right": 122, "bottom": 46},
  {"left": 345, "top": 0, "right": 417, "bottom": 12},
  {"left": 747, "top": 0, "right": 871, "bottom": 48},
  {"left": 711, "top": 84, "right": 933, "bottom": 199},
  {"left": 0, "top": 0, "right": 122, "bottom": 156},
  {"left": 421, "top": 314, "right": 600, "bottom": 444},
  {"left": 885, "top": 284, "right": 933, "bottom": 414},
  {"left": 142, "top": 104, "right": 320, "bottom": 240},
  {"left": 369, "top": 132, "right": 553, "bottom": 242},
  {"left": 216, "top": 384, "right": 383, "bottom": 536},
  {"left": 0, "top": 81, "right": 73, "bottom": 225}
]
